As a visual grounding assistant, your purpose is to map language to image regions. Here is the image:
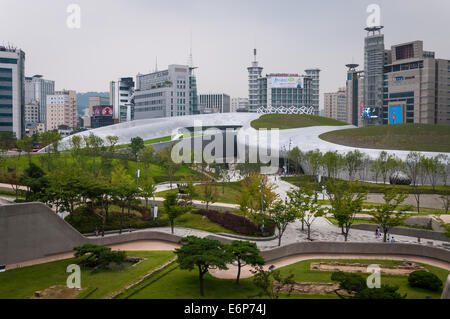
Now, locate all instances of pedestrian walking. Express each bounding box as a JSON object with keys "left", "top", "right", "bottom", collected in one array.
[
  {"left": 95, "top": 228, "right": 99, "bottom": 237},
  {"left": 391, "top": 236, "right": 396, "bottom": 243}
]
